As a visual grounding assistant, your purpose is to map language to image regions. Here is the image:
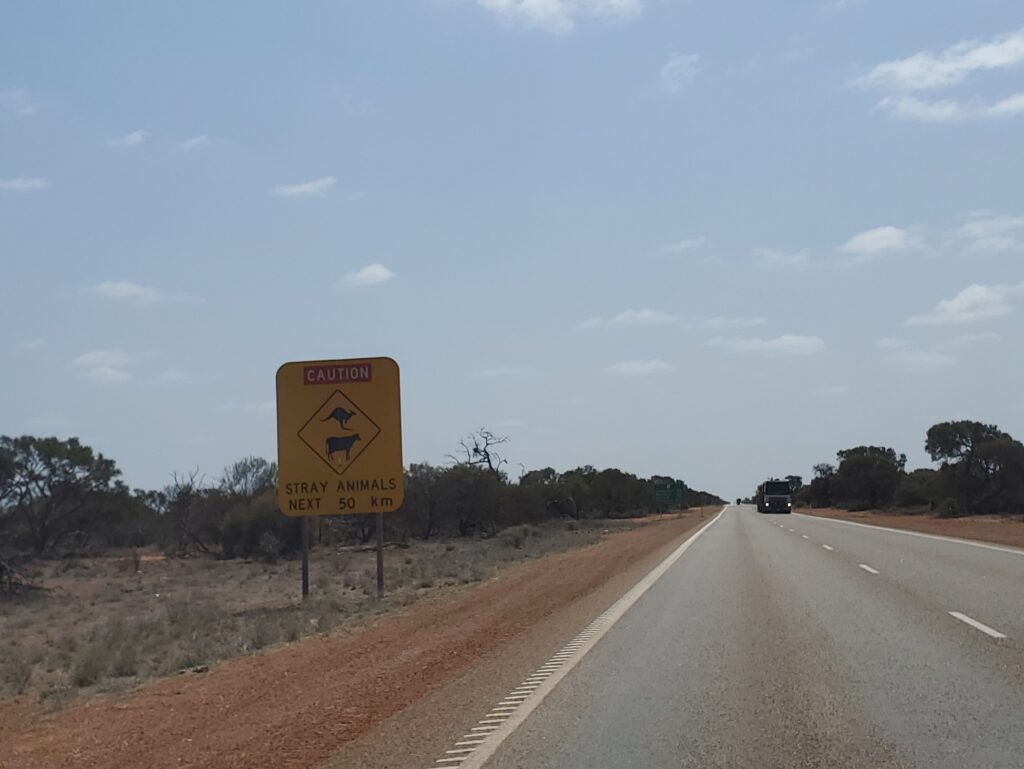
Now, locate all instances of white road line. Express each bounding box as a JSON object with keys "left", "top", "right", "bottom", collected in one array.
[
  {"left": 454, "top": 740, "right": 487, "bottom": 747},
  {"left": 801, "top": 535, "right": 809, "bottom": 540},
  {"left": 446, "top": 748, "right": 476, "bottom": 754},
  {"left": 448, "top": 507, "right": 726, "bottom": 769},
  {"left": 822, "top": 544, "right": 834, "bottom": 551},
  {"left": 949, "top": 611, "right": 1008, "bottom": 639},
  {"left": 794, "top": 513, "right": 1024, "bottom": 557},
  {"left": 477, "top": 719, "right": 504, "bottom": 725},
  {"left": 788, "top": 528, "right": 795, "bottom": 532},
  {"left": 859, "top": 564, "right": 880, "bottom": 575}
]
